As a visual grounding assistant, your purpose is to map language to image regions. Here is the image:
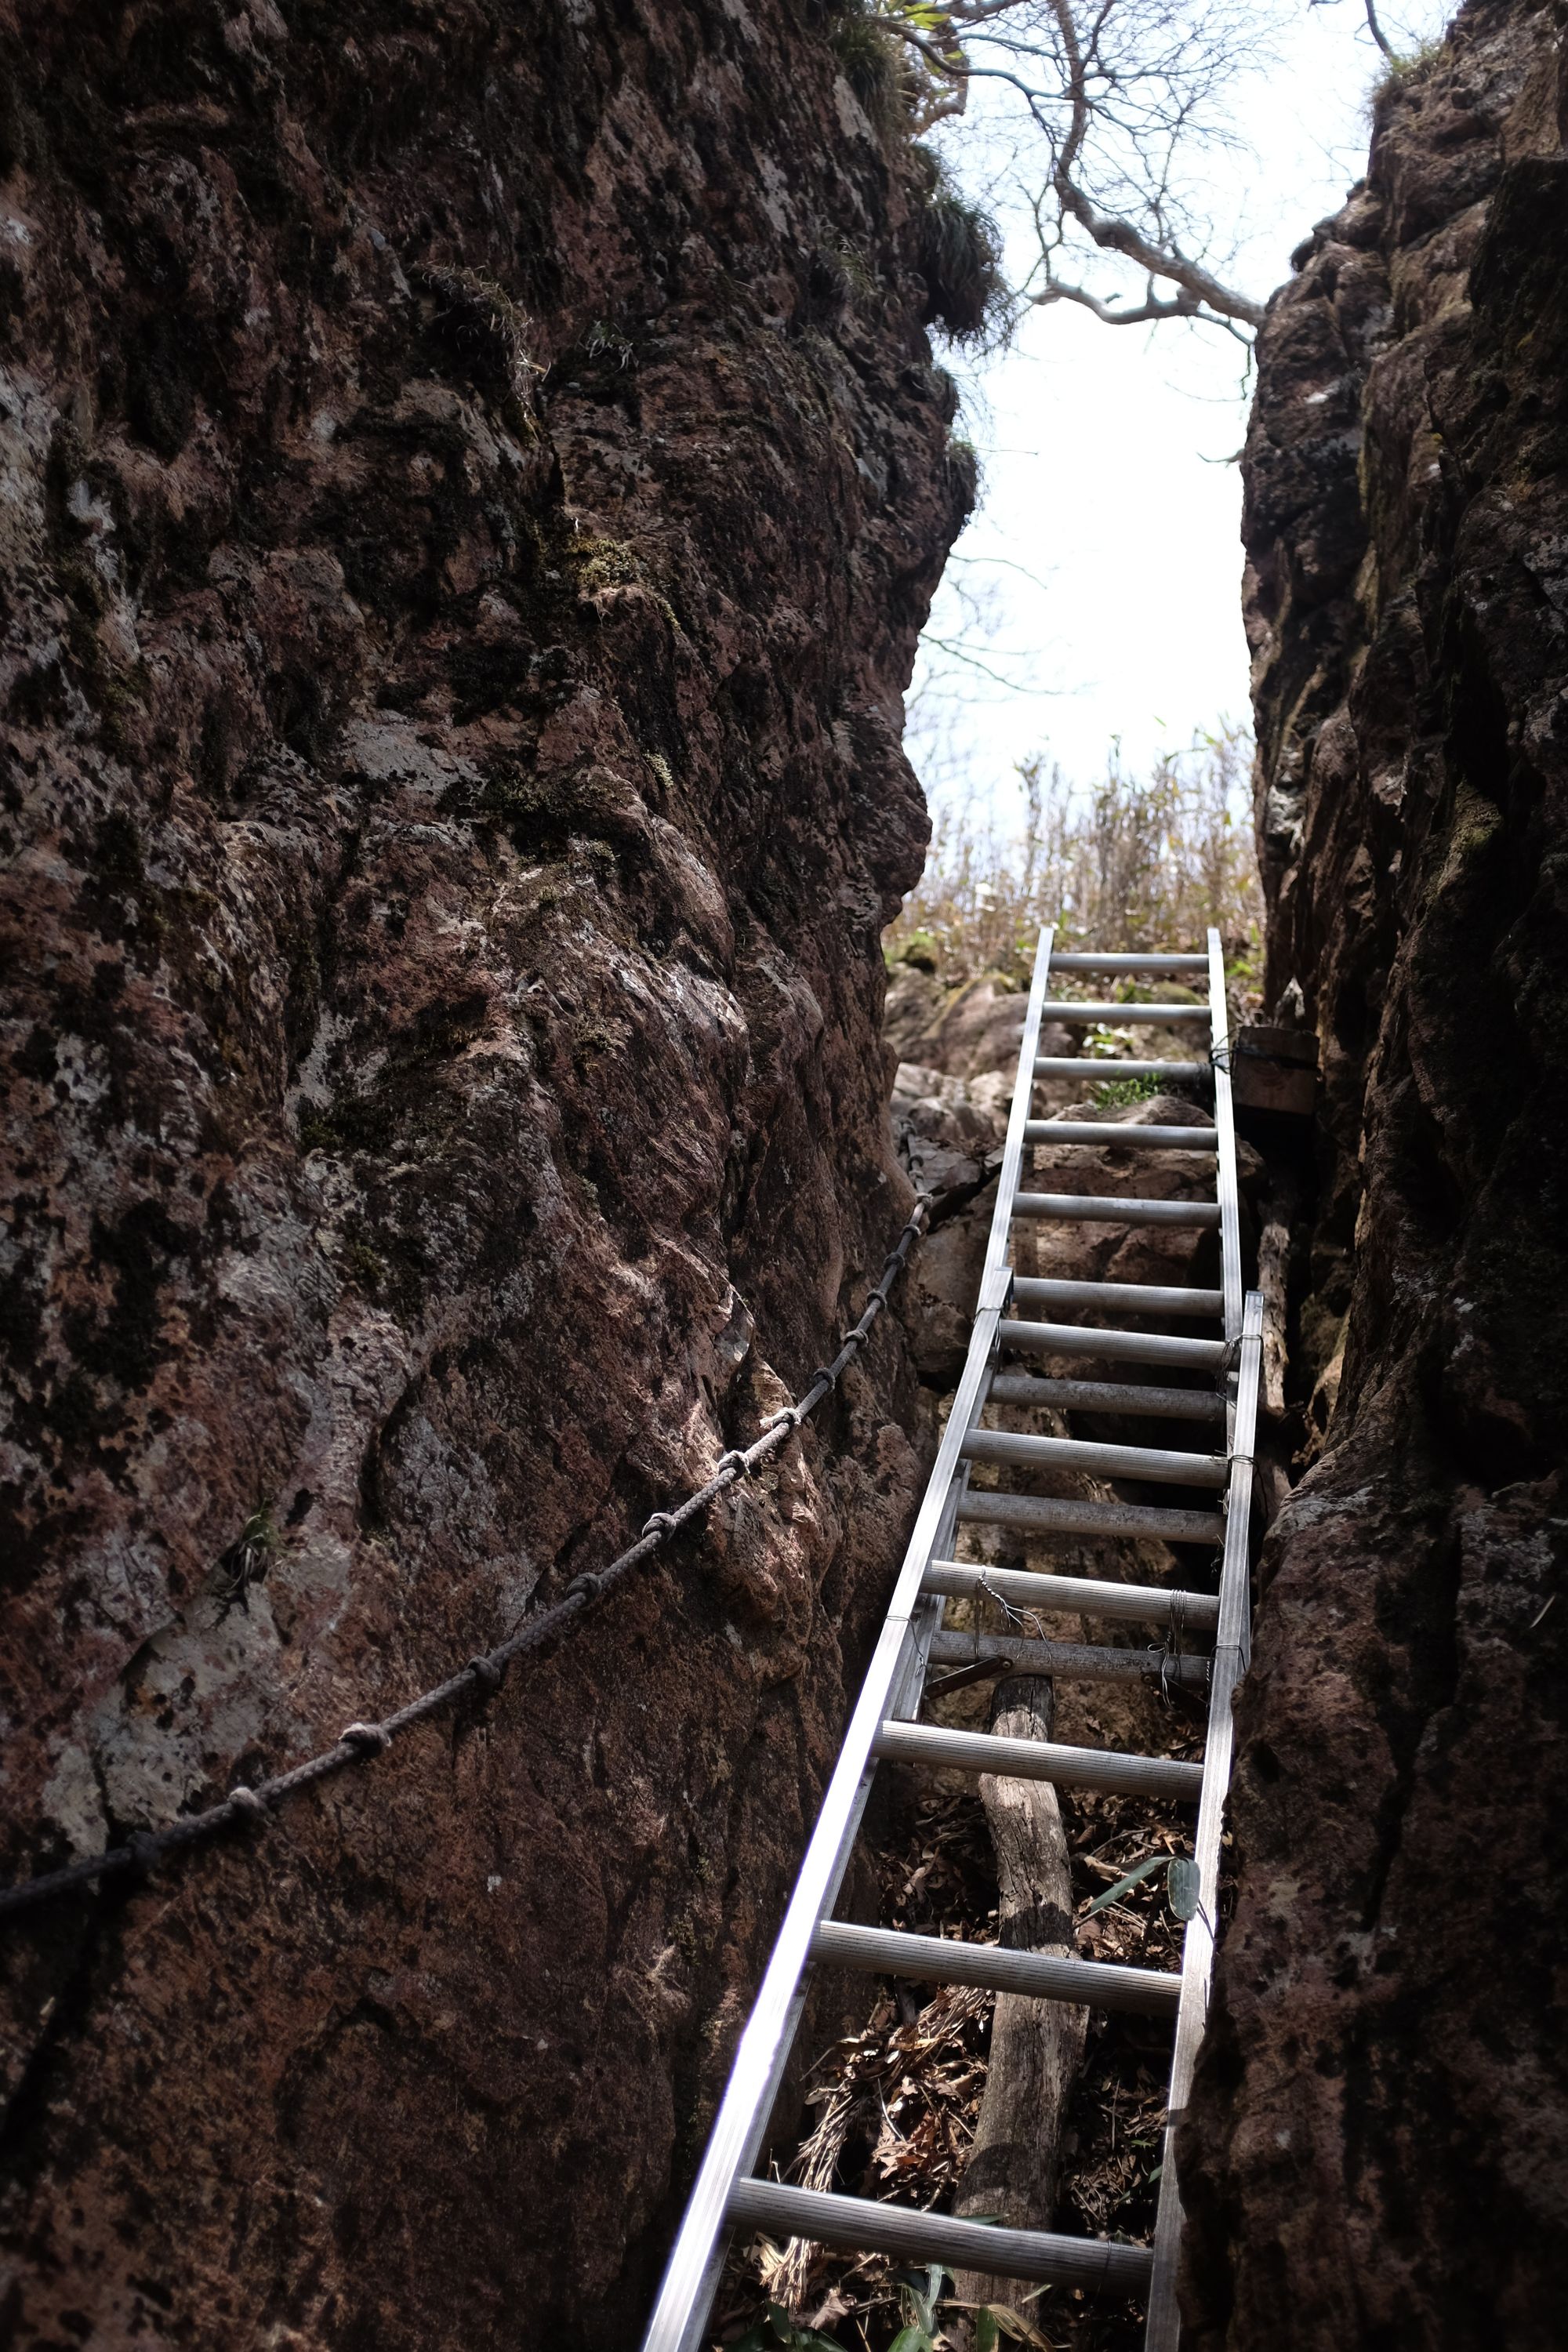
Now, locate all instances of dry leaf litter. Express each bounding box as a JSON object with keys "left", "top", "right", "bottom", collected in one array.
[{"left": 711, "top": 1563, "right": 1230, "bottom": 2352}]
